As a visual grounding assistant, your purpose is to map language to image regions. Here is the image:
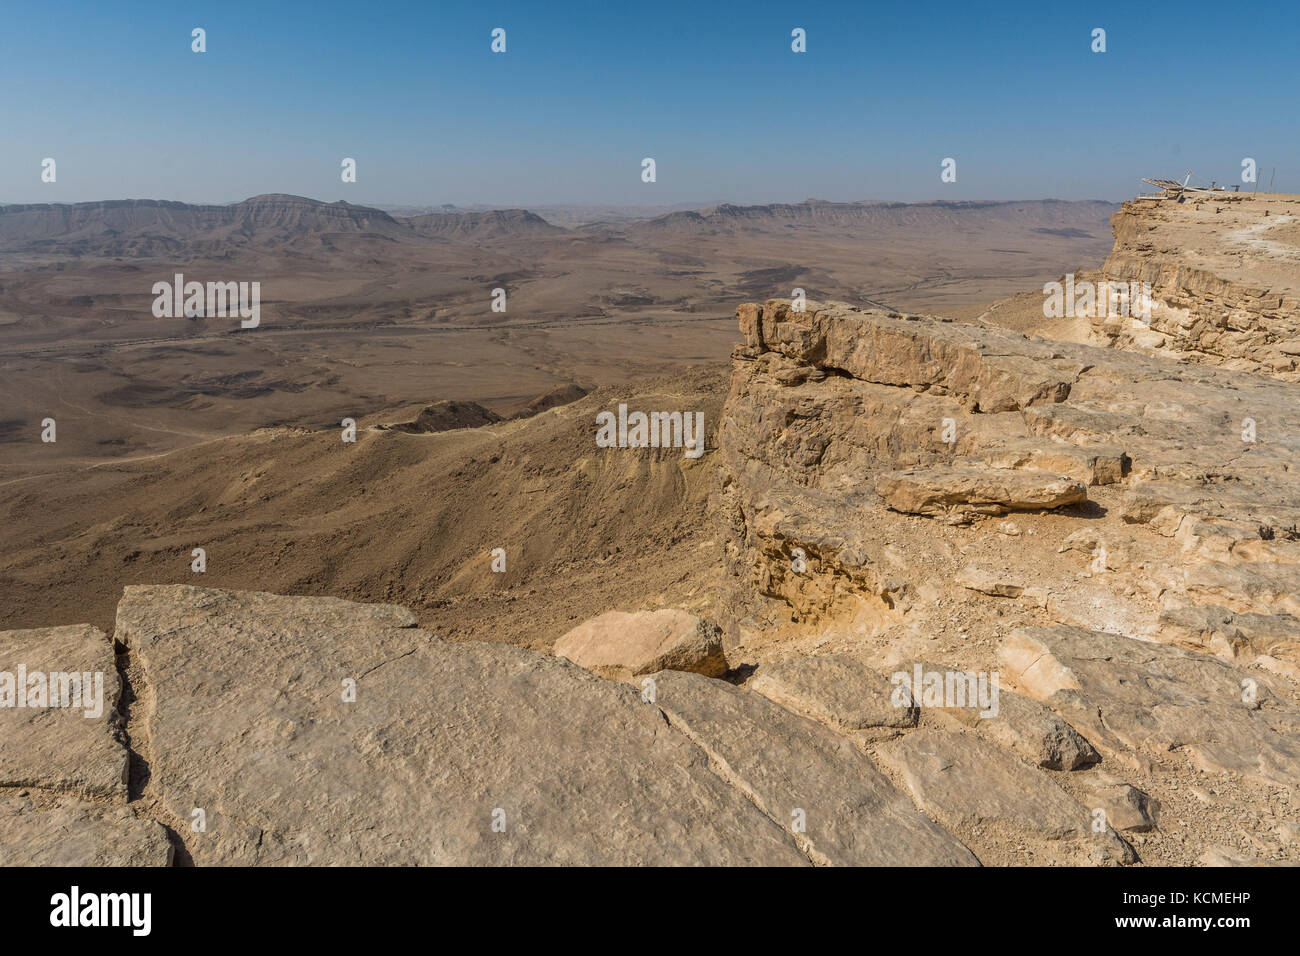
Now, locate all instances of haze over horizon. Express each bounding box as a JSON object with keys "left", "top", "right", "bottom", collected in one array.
[{"left": 3, "top": 0, "right": 1297, "bottom": 207}]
